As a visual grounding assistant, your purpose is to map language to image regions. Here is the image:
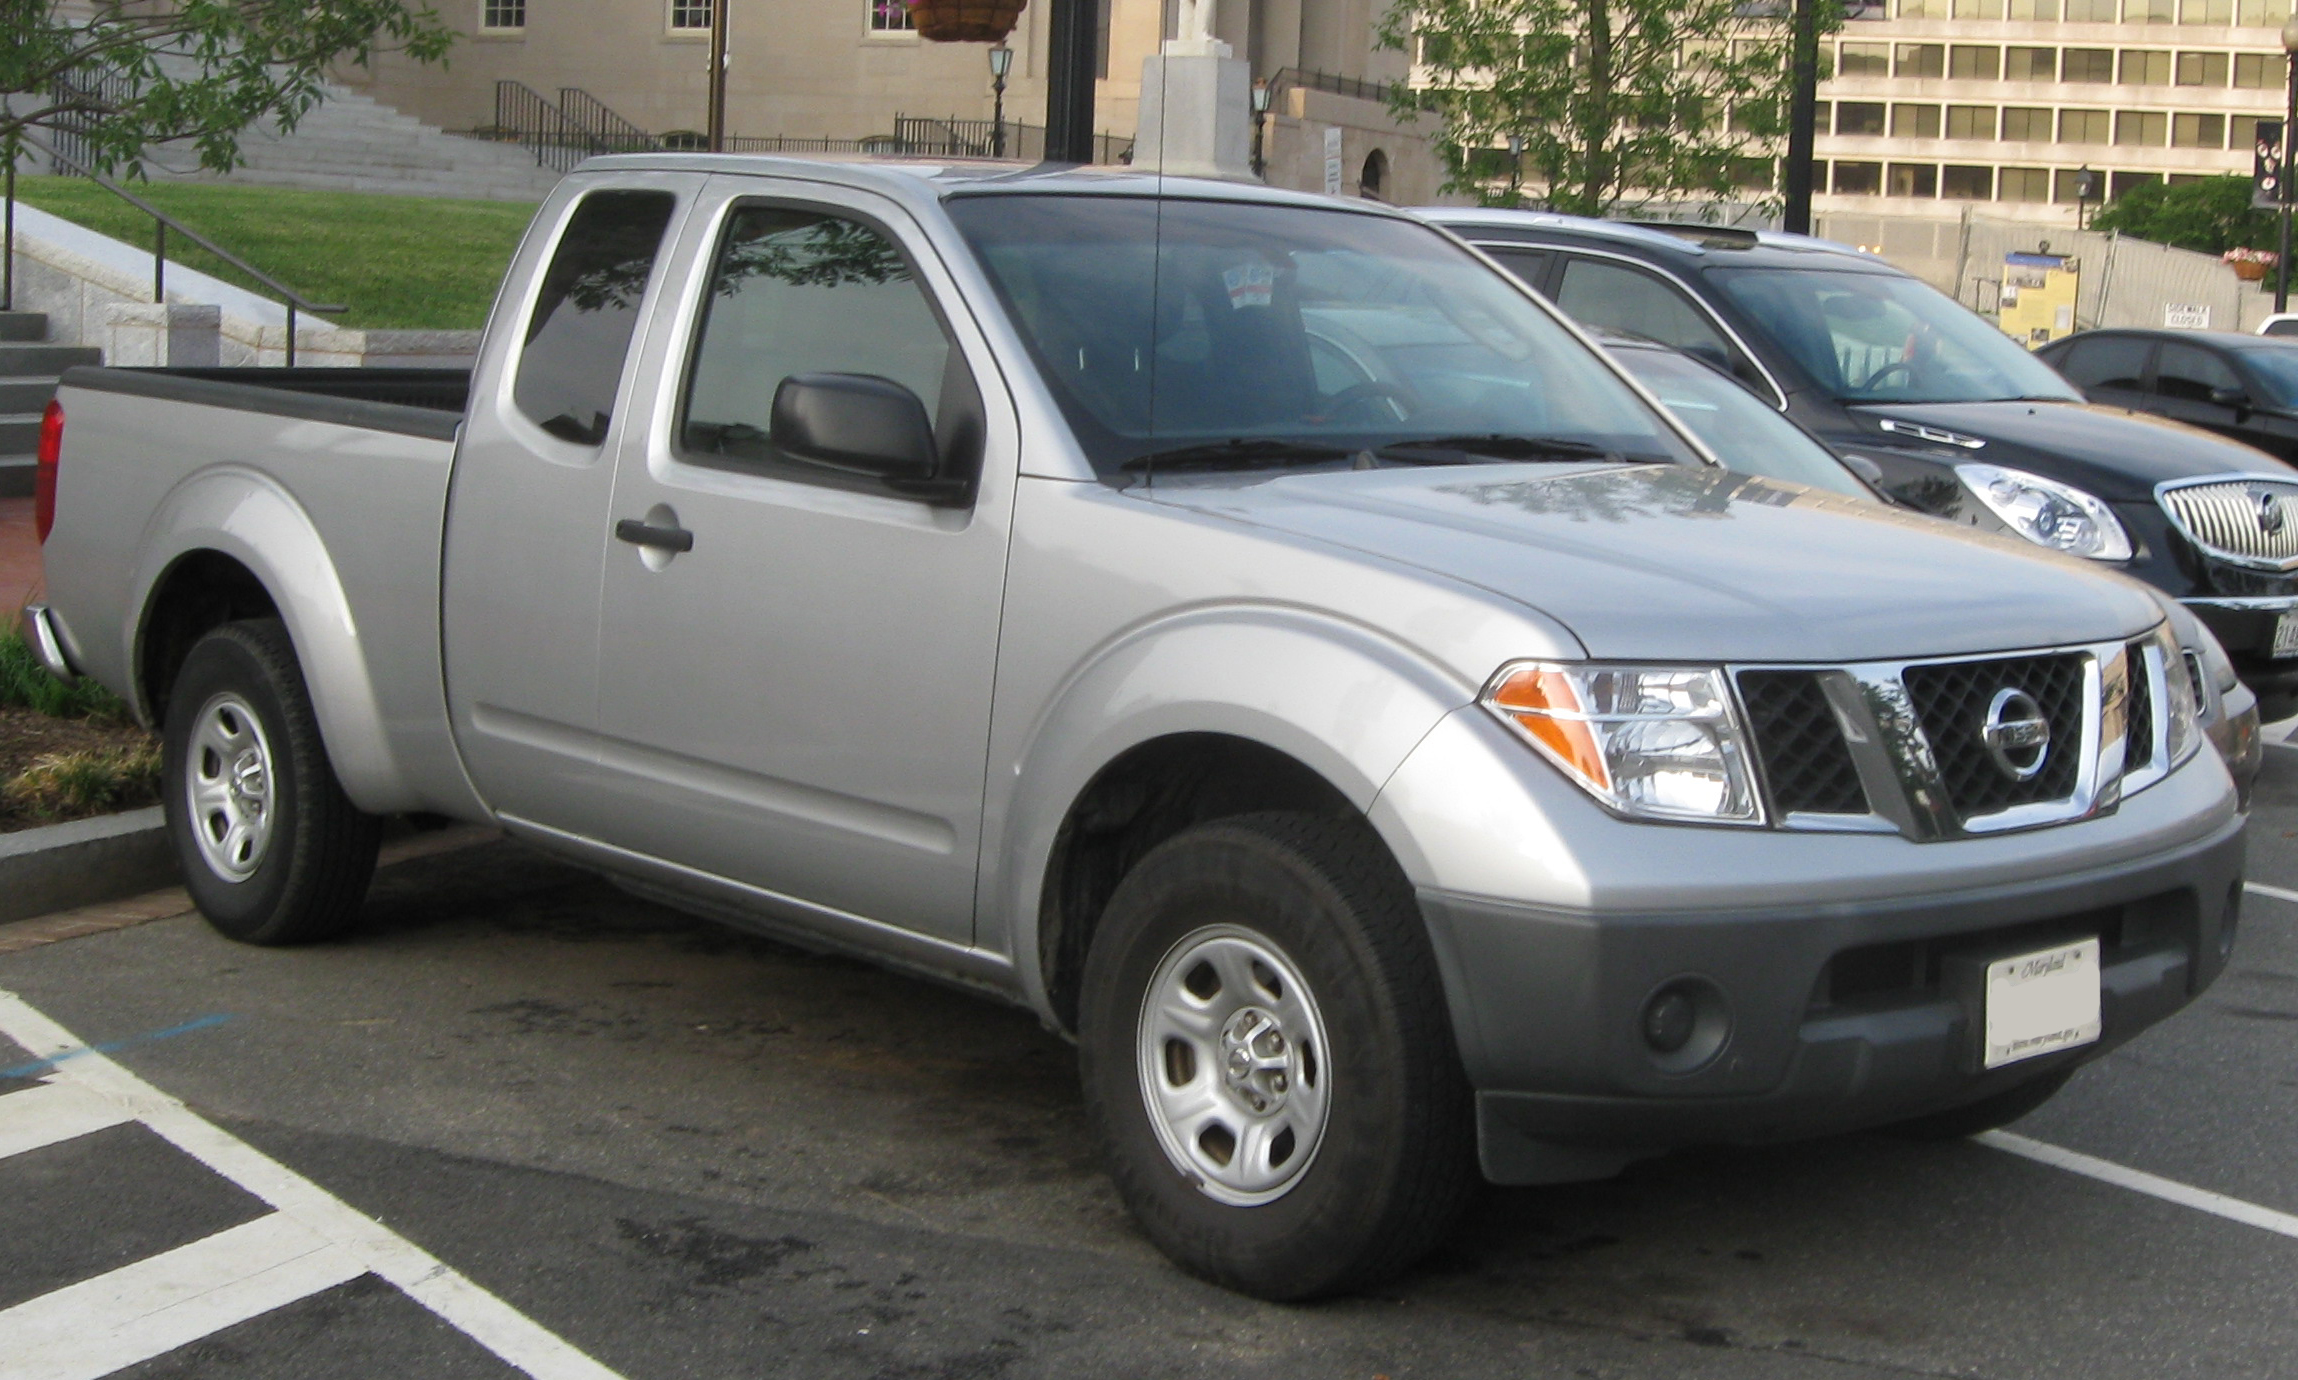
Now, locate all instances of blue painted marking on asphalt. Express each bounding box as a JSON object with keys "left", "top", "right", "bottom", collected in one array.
[{"left": 0, "top": 1012, "right": 232, "bottom": 1079}]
